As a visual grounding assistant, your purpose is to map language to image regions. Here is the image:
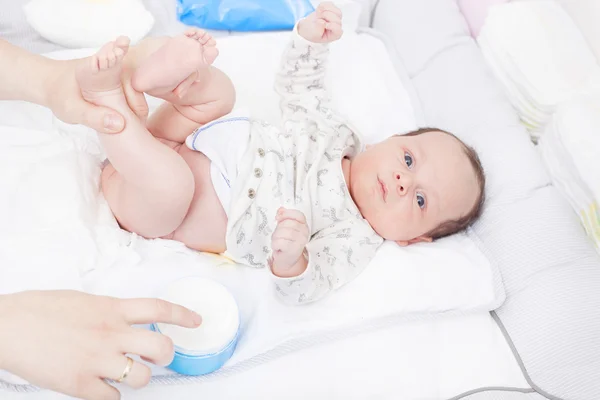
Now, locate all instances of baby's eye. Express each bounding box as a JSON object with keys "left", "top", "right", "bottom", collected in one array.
[
  {"left": 416, "top": 193, "right": 426, "bottom": 209},
  {"left": 404, "top": 152, "right": 413, "bottom": 168}
]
